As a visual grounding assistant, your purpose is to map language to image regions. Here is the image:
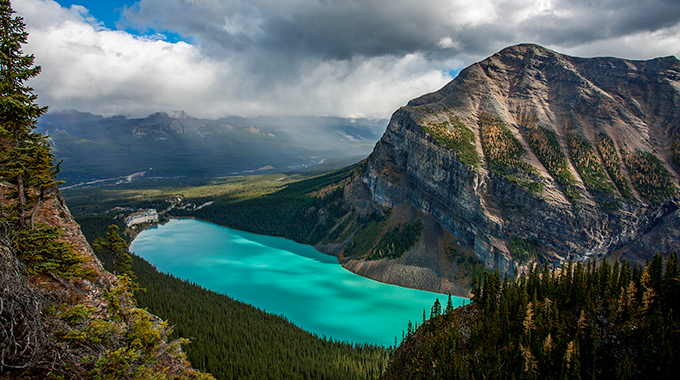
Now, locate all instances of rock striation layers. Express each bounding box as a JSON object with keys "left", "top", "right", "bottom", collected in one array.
[{"left": 360, "top": 44, "right": 680, "bottom": 276}]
